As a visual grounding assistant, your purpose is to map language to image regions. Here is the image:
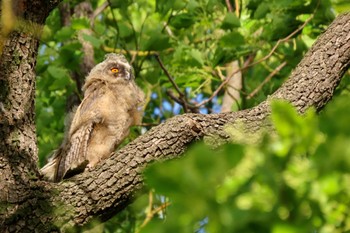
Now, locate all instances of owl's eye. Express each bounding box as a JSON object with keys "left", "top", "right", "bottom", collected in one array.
[{"left": 111, "top": 68, "right": 119, "bottom": 73}]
